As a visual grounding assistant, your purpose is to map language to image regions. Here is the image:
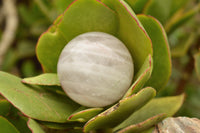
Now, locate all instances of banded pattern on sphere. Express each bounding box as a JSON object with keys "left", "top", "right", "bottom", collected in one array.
[{"left": 57, "top": 32, "right": 134, "bottom": 107}]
